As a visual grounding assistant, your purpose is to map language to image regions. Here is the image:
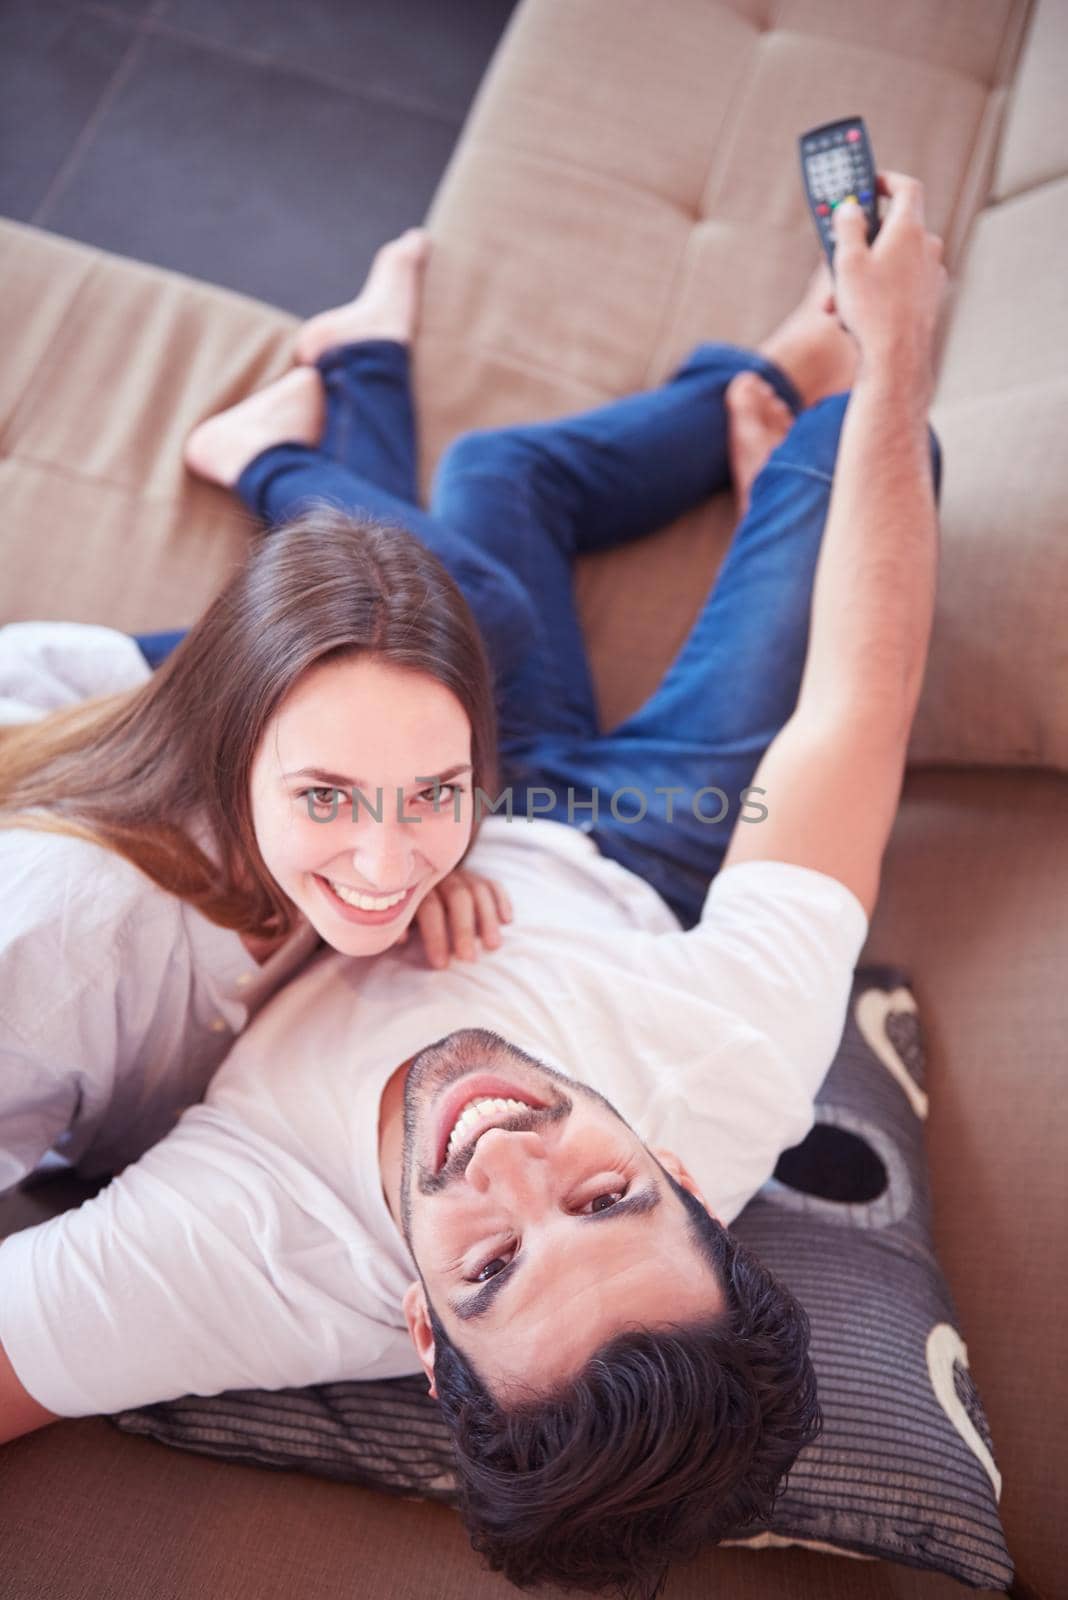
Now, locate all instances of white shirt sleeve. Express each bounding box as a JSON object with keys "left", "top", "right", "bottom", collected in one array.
[
  {"left": 0, "top": 621, "right": 175, "bottom": 1194},
  {"left": 0, "top": 1102, "right": 403, "bottom": 1417},
  {"left": 614, "top": 860, "right": 870, "bottom": 1224},
  {"left": 0, "top": 827, "right": 183, "bottom": 1195},
  {"left": 0, "top": 620, "right": 145, "bottom": 1186},
  {"left": 0, "top": 621, "right": 150, "bottom": 725},
  {"left": 691, "top": 858, "right": 870, "bottom": 1101},
  {"left": 0, "top": 1007, "right": 115, "bottom": 1198}
]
